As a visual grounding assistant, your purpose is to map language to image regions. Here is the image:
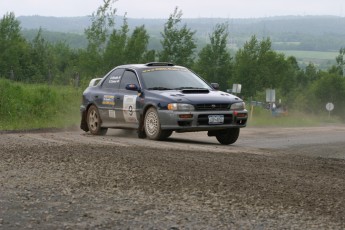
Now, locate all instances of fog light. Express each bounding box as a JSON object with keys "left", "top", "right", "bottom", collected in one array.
[
  {"left": 236, "top": 113, "right": 247, "bottom": 118},
  {"left": 179, "top": 114, "right": 193, "bottom": 119}
]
